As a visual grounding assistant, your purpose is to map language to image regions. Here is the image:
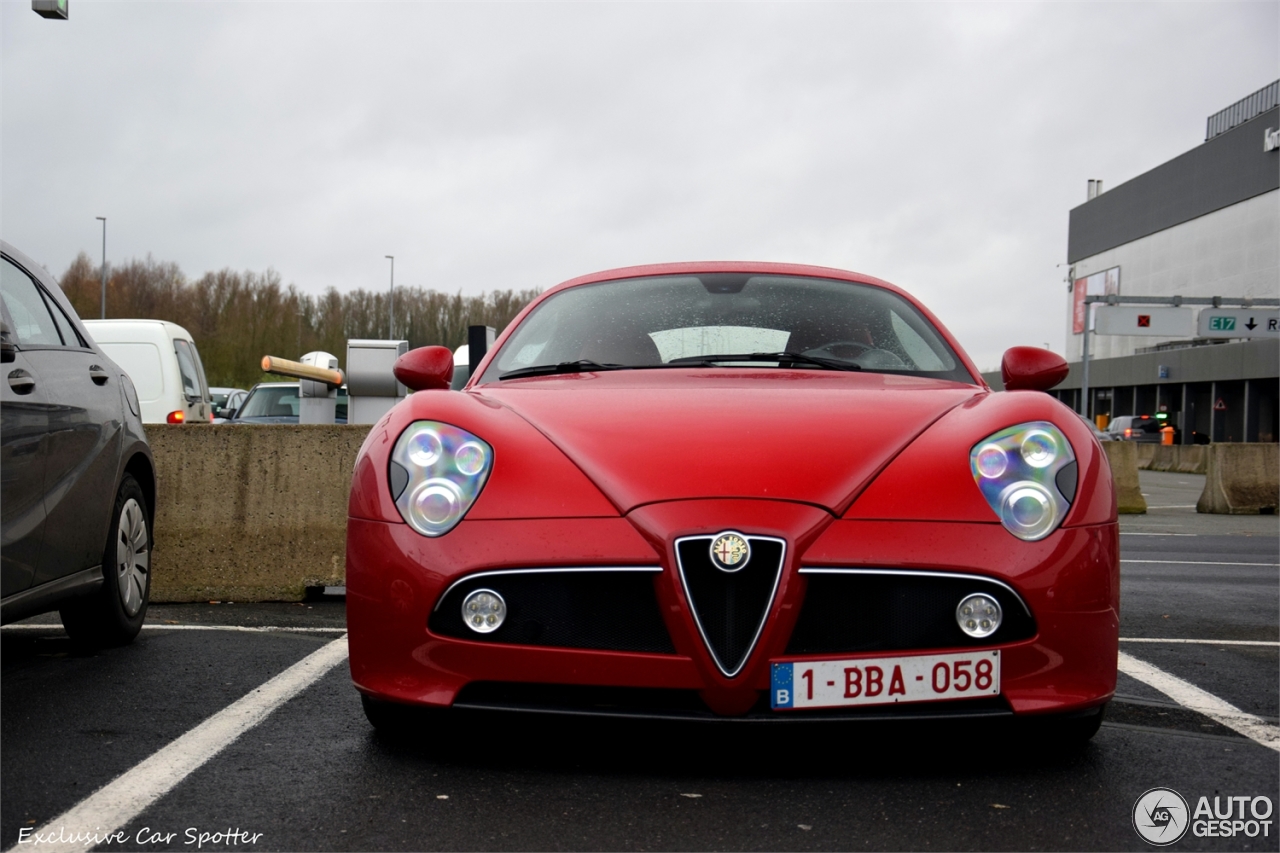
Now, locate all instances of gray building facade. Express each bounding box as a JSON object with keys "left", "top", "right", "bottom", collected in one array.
[{"left": 1030, "top": 83, "right": 1280, "bottom": 444}]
